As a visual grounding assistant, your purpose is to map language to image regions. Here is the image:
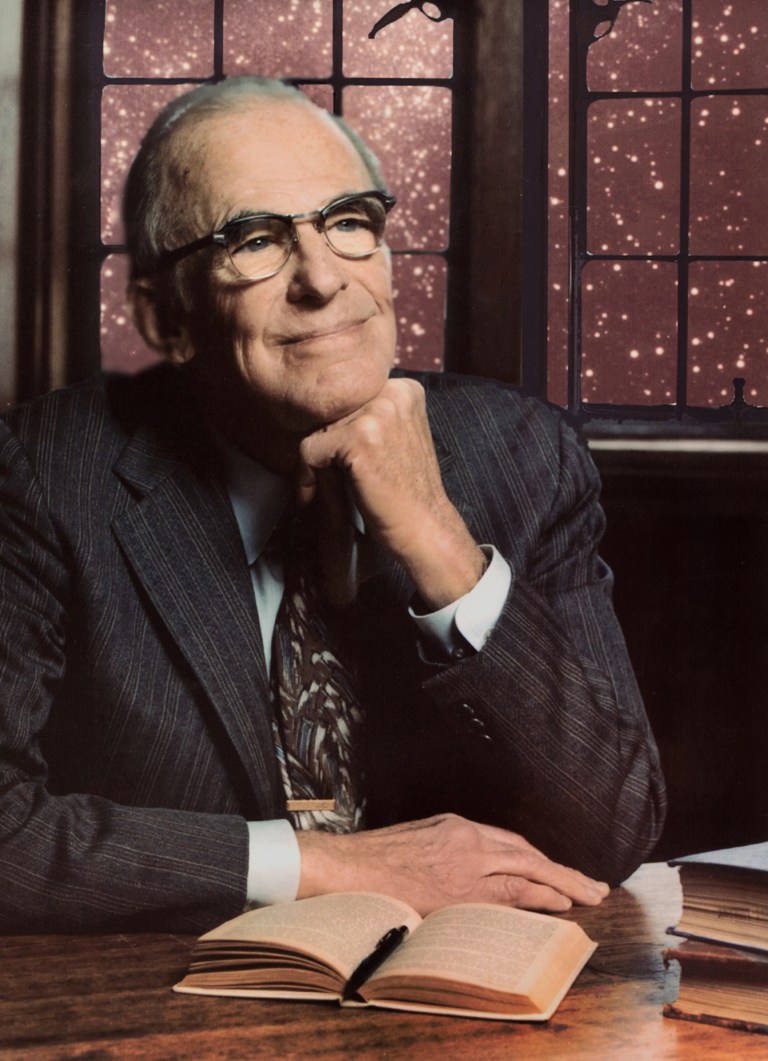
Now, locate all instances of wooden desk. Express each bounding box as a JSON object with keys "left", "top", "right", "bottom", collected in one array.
[{"left": 1, "top": 863, "right": 766, "bottom": 1060}]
